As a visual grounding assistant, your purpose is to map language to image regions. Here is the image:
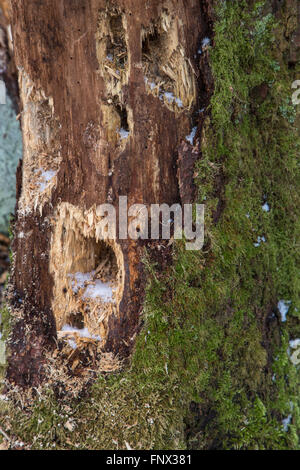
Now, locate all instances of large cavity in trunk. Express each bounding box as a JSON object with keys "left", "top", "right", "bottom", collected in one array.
[{"left": 50, "top": 203, "right": 124, "bottom": 351}]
